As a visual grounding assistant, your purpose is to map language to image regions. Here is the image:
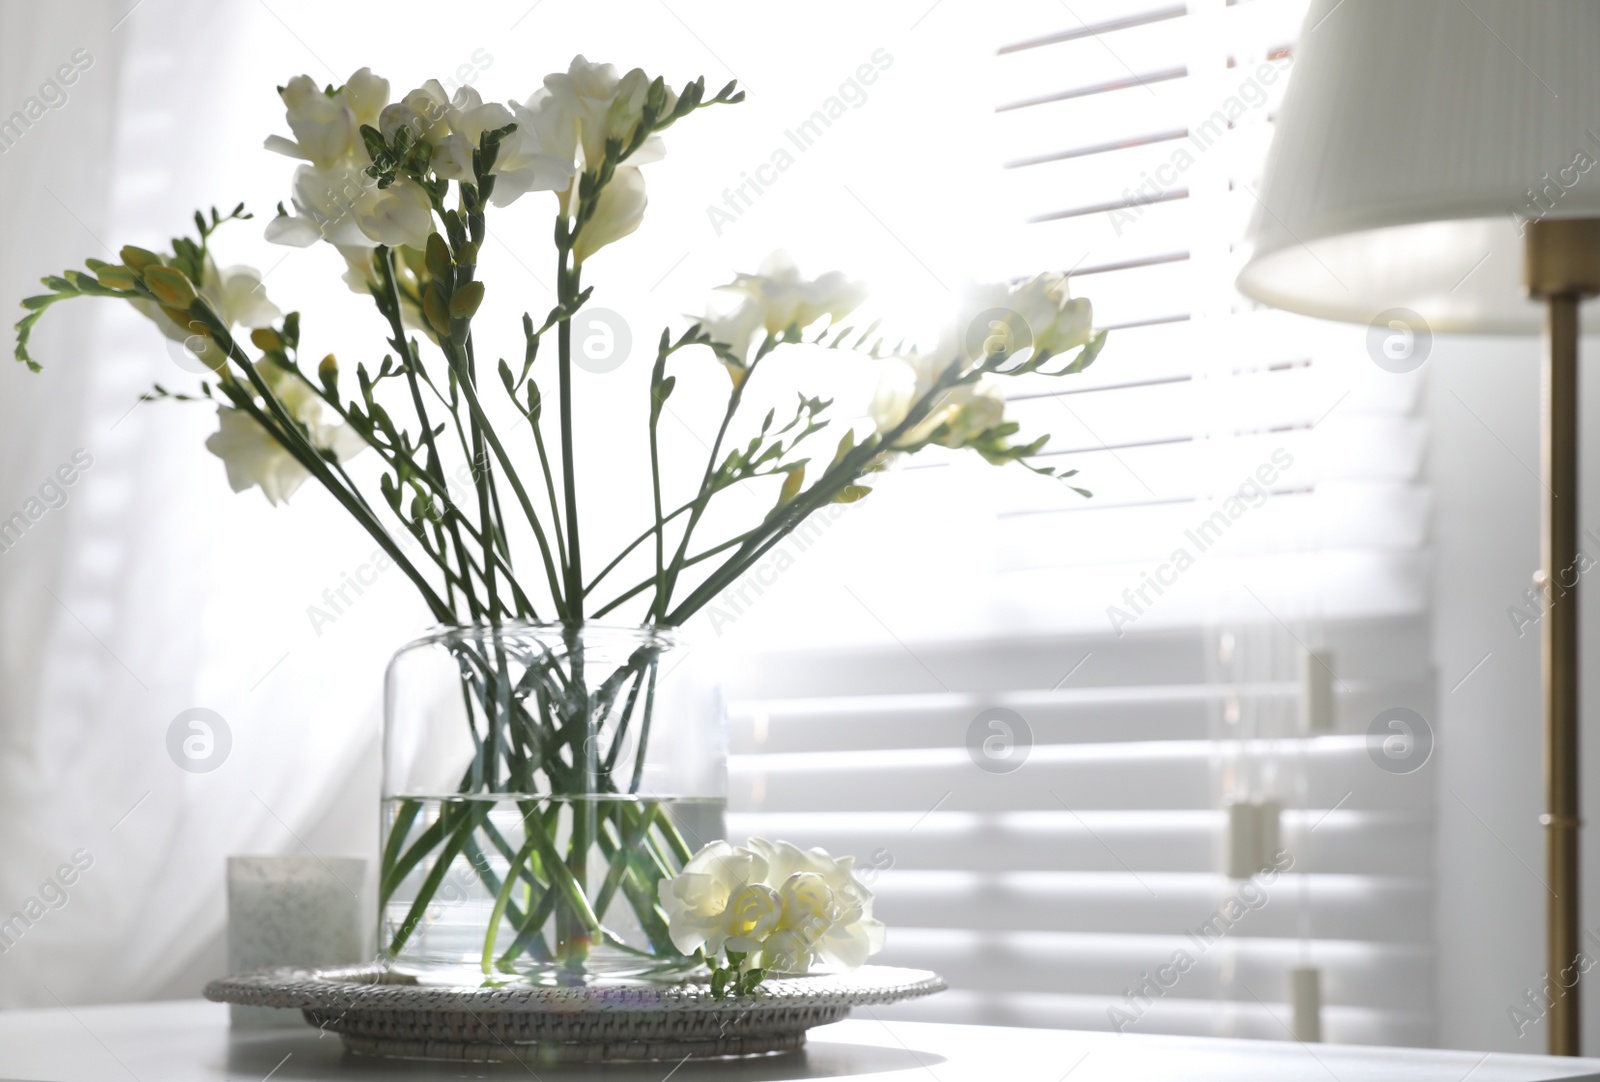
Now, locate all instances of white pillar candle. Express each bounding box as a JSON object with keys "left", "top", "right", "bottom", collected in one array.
[{"left": 226, "top": 856, "right": 365, "bottom": 1026}]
